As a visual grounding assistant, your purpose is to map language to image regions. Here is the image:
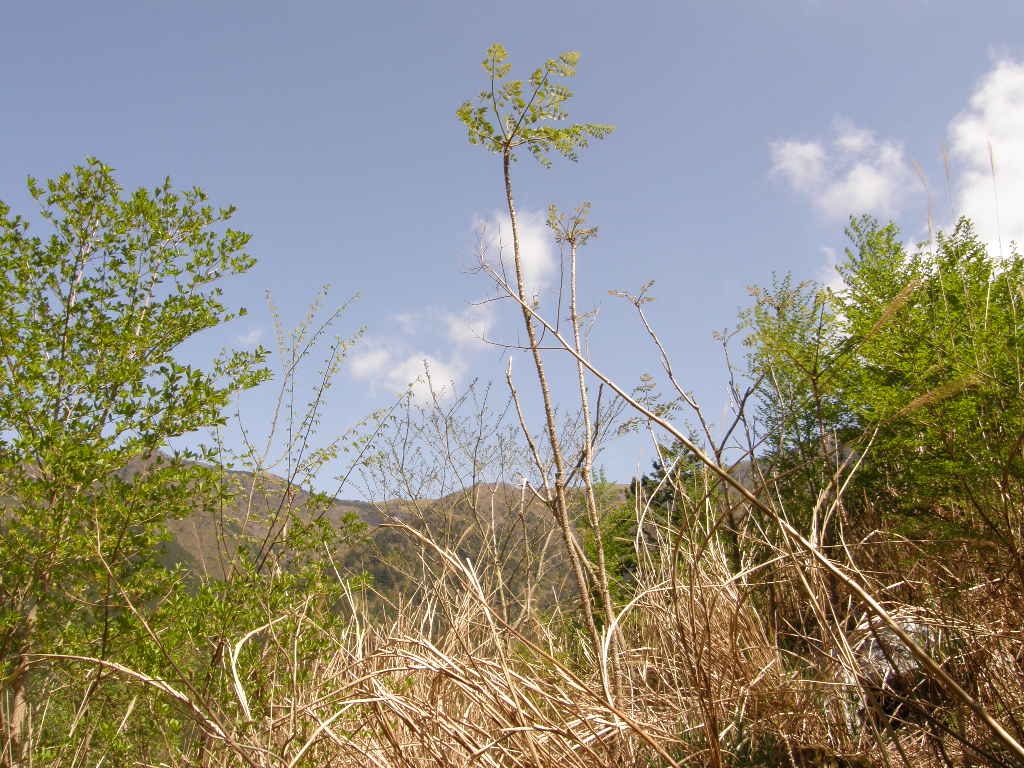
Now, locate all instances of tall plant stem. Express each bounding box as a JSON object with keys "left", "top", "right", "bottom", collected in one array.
[
  {"left": 501, "top": 149, "right": 603, "bottom": 659},
  {"left": 567, "top": 225, "right": 622, "bottom": 696}
]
